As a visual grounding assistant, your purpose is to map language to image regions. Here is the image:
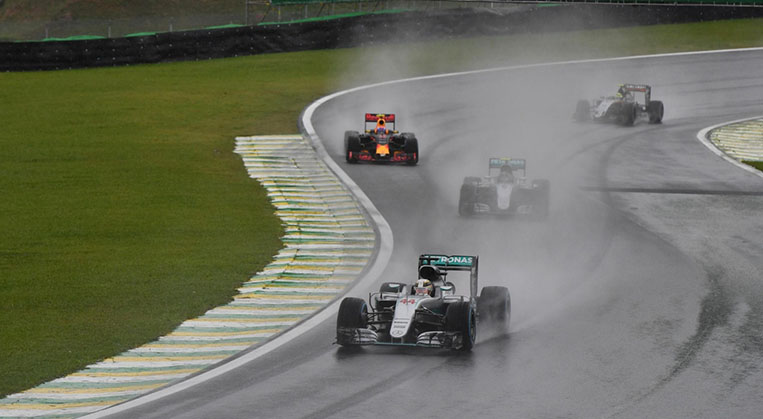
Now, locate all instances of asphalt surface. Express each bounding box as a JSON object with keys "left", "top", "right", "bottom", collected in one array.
[{"left": 106, "top": 49, "right": 763, "bottom": 418}]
